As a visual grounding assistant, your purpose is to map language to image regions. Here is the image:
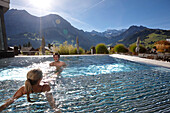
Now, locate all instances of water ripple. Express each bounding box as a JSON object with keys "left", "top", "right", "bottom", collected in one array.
[{"left": 0, "top": 56, "right": 170, "bottom": 112}]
